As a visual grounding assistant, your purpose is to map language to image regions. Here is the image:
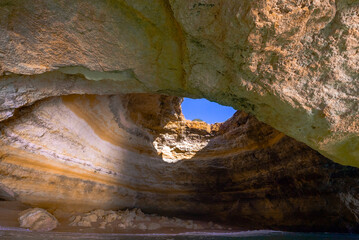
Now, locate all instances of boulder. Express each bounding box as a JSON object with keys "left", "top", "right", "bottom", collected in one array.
[{"left": 18, "top": 208, "right": 58, "bottom": 231}]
